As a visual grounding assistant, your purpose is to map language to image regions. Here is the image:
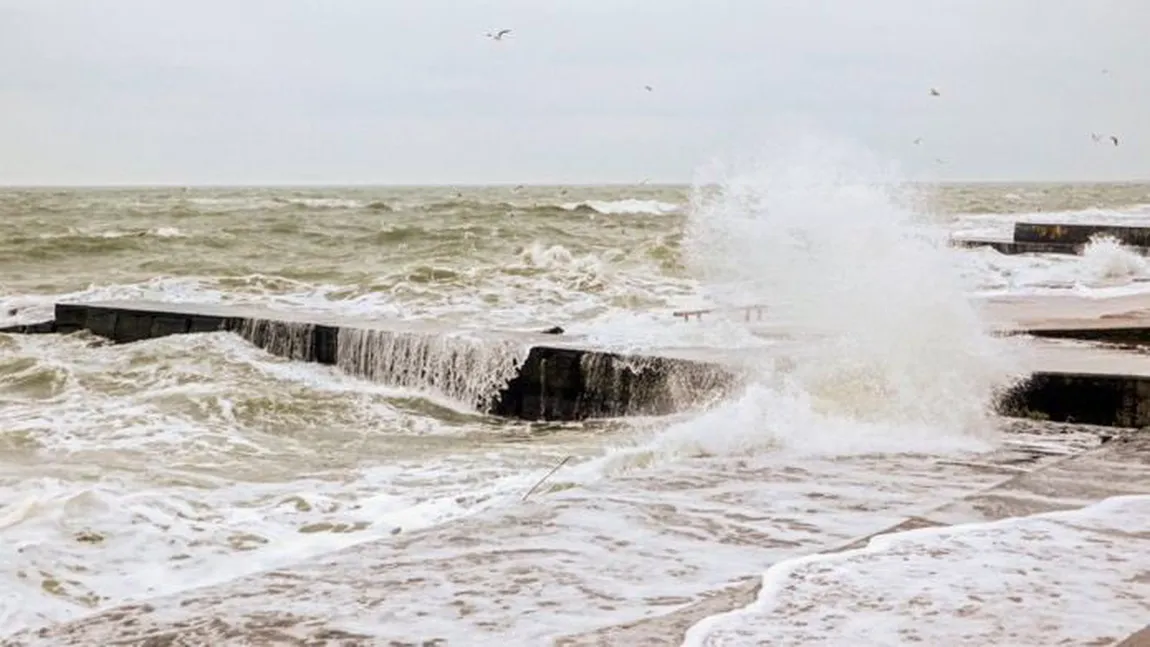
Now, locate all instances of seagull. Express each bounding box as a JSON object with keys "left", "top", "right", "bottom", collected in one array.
[
  {"left": 1091, "top": 132, "right": 1102, "bottom": 143},
  {"left": 913, "top": 137, "right": 923, "bottom": 145},
  {"left": 644, "top": 85, "right": 653, "bottom": 92},
  {"left": 485, "top": 29, "right": 511, "bottom": 41},
  {"left": 929, "top": 88, "right": 941, "bottom": 97},
  {"left": 934, "top": 157, "right": 947, "bottom": 165},
  {"left": 1110, "top": 135, "right": 1119, "bottom": 146}
]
